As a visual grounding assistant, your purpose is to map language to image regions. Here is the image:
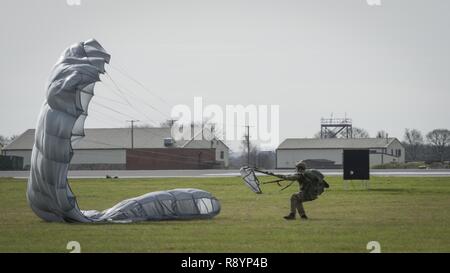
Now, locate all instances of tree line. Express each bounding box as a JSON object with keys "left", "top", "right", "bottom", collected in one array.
[
  {"left": 315, "top": 127, "right": 450, "bottom": 163},
  {"left": 0, "top": 135, "right": 18, "bottom": 150},
  {"left": 403, "top": 128, "right": 450, "bottom": 163}
]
